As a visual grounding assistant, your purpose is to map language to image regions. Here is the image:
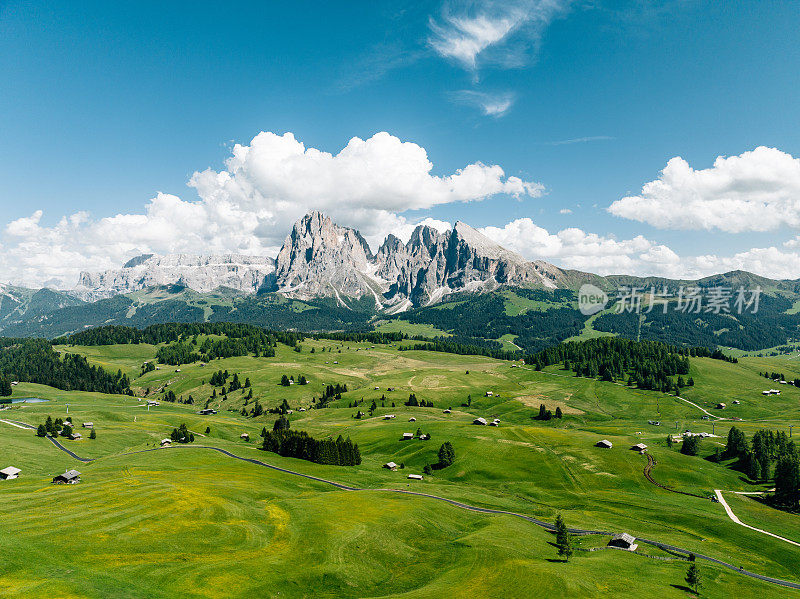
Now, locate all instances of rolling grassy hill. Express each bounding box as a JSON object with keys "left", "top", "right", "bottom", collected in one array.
[{"left": 1, "top": 337, "right": 800, "bottom": 597}]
